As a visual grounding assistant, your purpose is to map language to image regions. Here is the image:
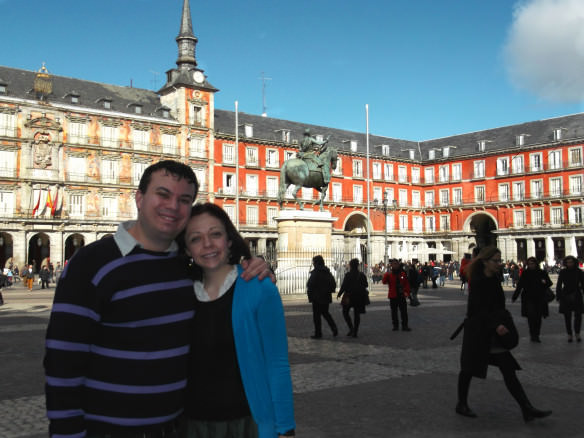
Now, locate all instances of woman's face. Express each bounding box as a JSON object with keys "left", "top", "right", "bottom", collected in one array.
[
  {"left": 484, "top": 252, "right": 502, "bottom": 276},
  {"left": 527, "top": 260, "right": 538, "bottom": 270},
  {"left": 185, "top": 212, "right": 232, "bottom": 273},
  {"left": 566, "top": 258, "right": 575, "bottom": 268}
]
